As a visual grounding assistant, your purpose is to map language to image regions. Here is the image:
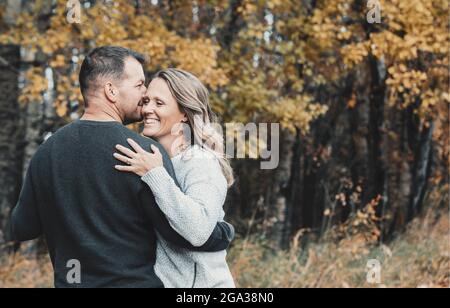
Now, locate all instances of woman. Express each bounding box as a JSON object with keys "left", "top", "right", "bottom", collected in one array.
[{"left": 113, "top": 68, "right": 235, "bottom": 288}]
